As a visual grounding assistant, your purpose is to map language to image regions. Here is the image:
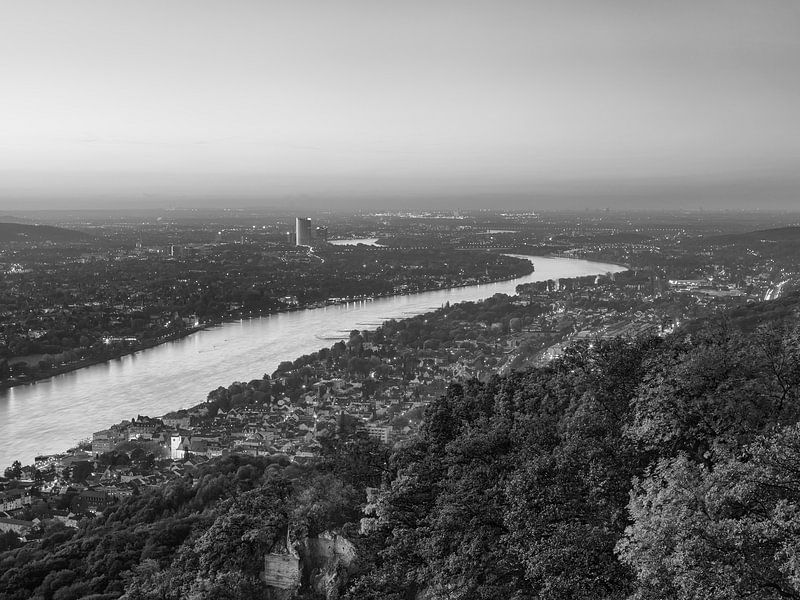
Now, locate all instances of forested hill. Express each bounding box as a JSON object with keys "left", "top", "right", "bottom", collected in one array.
[
  {"left": 2, "top": 295, "right": 800, "bottom": 599},
  {"left": 710, "top": 225, "right": 800, "bottom": 245},
  {"left": 0, "top": 223, "right": 93, "bottom": 244}
]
